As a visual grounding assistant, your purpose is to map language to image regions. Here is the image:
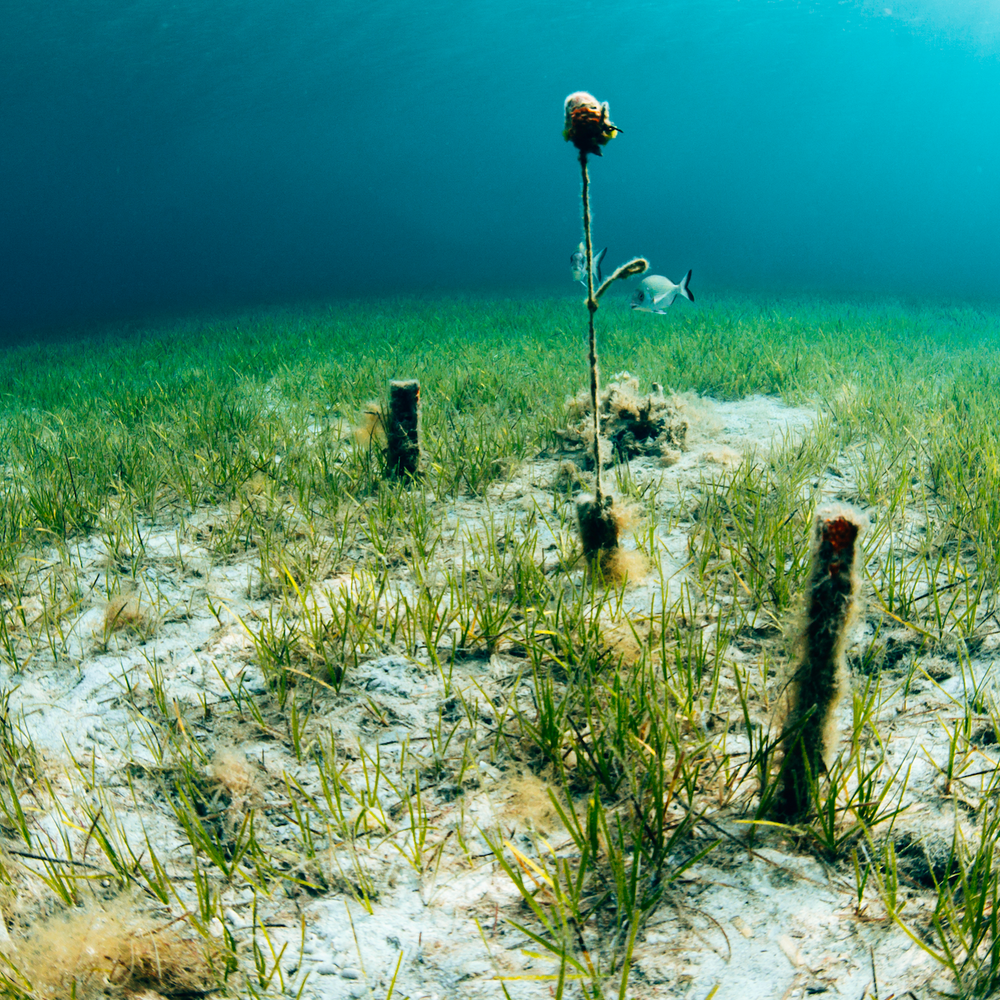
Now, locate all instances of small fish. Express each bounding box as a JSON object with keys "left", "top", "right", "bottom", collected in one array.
[
  {"left": 630, "top": 271, "right": 694, "bottom": 313},
  {"left": 570, "top": 243, "right": 607, "bottom": 287}
]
